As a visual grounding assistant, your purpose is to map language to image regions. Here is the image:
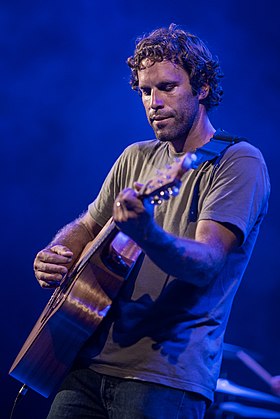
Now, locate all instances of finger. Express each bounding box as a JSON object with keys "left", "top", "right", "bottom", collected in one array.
[
  {"left": 49, "top": 245, "right": 73, "bottom": 258},
  {"left": 35, "top": 259, "right": 68, "bottom": 274},
  {"left": 36, "top": 248, "right": 72, "bottom": 265},
  {"left": 118, "top": 191, "right": 139, "bottom": 210},
  {"left": 35, "top": 268, "right": 67, "bottom": 287},
  {"left": 39, "top": 279, "right": 61, "bottom": 289},
  {"left": 113, "top": 200, "right": 127, "bottom": 222},
  {"left": 115, "top": 188, "right": 137, "bottom": 203},
  {"left": 35, "top": 265, "right": 67, "bottom": 280},
  {"left": 34, "top": 255, "right": 69, "bottom": 287},
  {"left": 133, "top": 182, "right": 143, "bottom": 192}
]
